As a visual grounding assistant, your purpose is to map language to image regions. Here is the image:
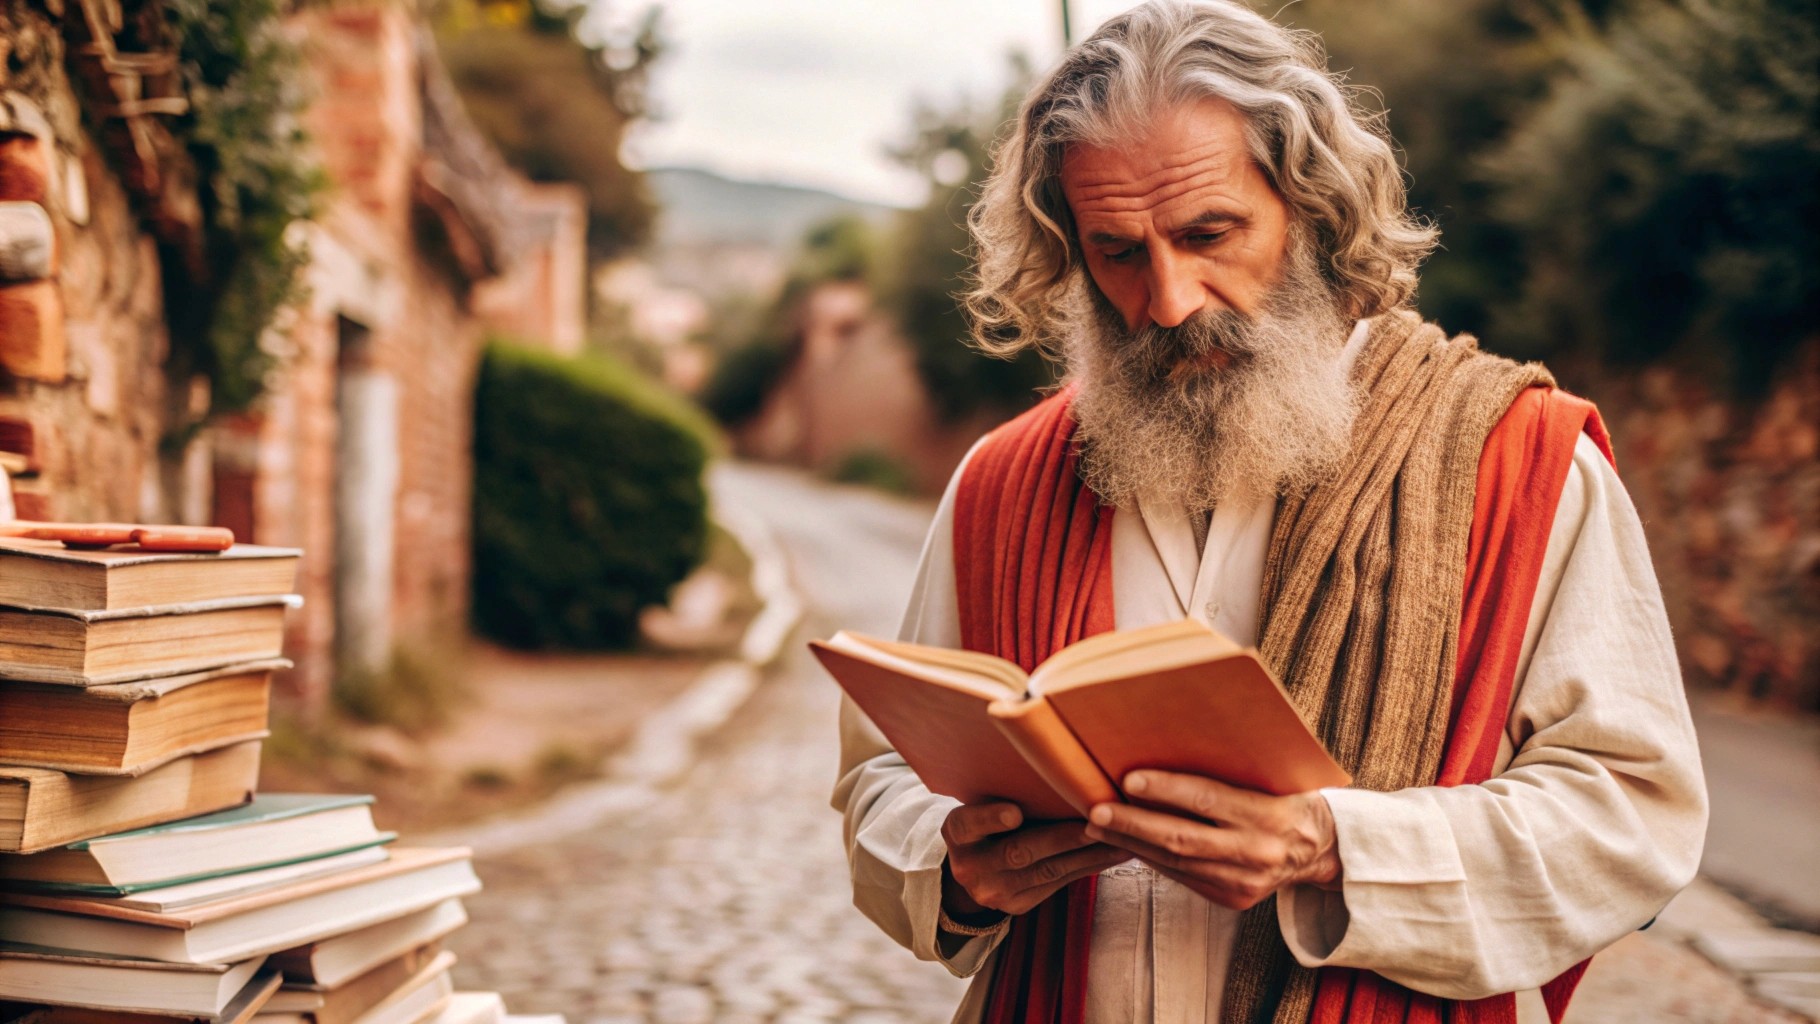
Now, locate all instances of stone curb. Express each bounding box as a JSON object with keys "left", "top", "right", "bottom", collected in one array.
[{"left": 422, "top": 489, "right": 805, "bottom": 855}]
